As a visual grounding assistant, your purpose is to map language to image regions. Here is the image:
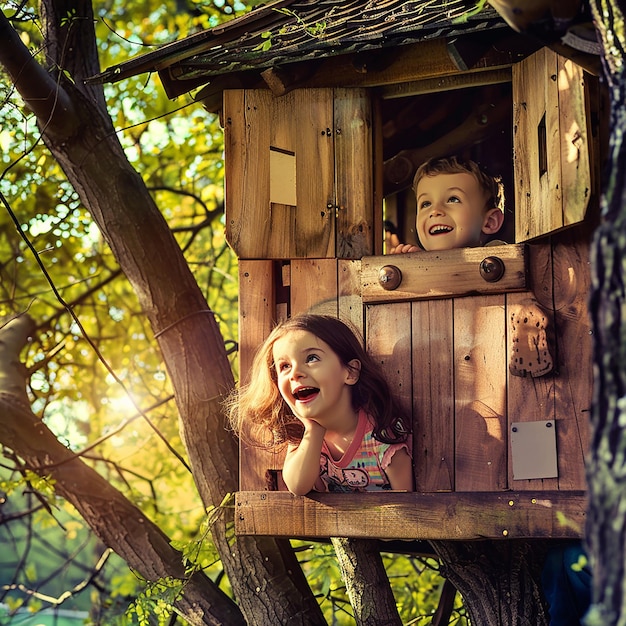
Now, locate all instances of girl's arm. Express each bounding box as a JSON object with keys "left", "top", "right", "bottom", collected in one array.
[
  {"left": 282, "top": 420, "right": 326, "bottom": 496},
  {"left": 385, "top": 447, "right": 414, "bottom": 491}
]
